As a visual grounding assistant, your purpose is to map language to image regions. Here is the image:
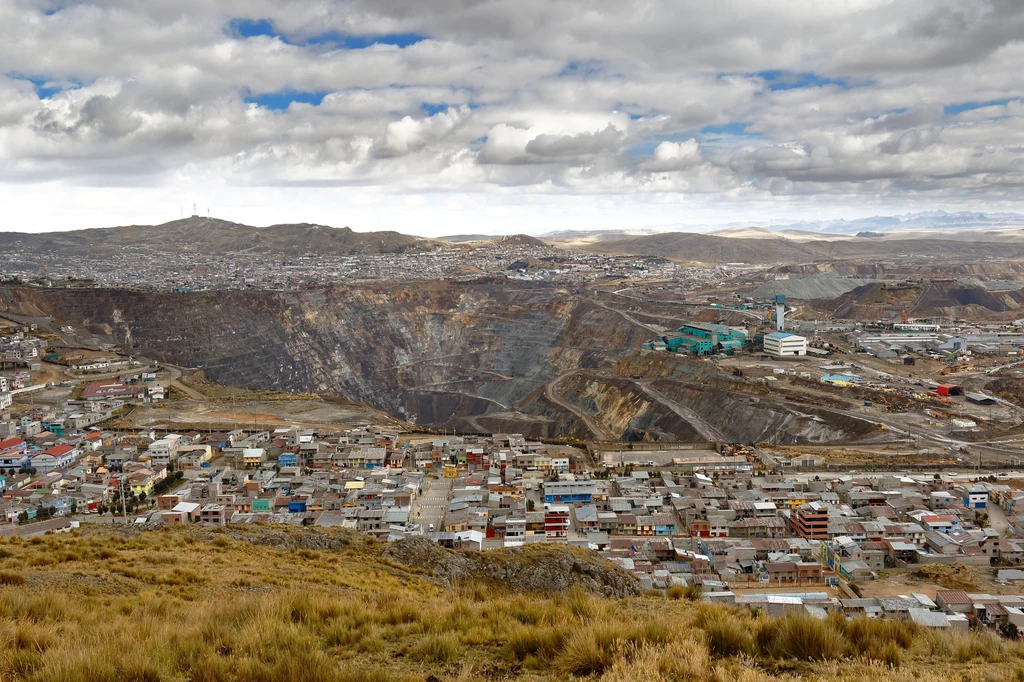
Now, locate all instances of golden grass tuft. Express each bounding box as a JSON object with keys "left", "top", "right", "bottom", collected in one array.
[
  {"left": 0, "top": 571, "right": 26, "bottom": 586},
  {"left": 411, "top": 632, "right": 462, "bottom": 665}
]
